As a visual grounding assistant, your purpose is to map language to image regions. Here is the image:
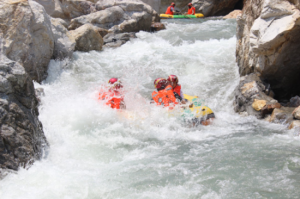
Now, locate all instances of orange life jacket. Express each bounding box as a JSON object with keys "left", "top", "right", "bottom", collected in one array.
[
  {"left": 173, "top": 84, "right": 181, "bottom": 97},
  {"left": 99, "top": 90, "right": 123, "bottom": 109},
  {"left": 165, "top": 6, "right": 174, "bottom": 15},
  {"left": 152, "top": 85, "right": 178, "bottom": 107},
  {"left": 187, "top": 7, "right": 196, "bottom": 15}
]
